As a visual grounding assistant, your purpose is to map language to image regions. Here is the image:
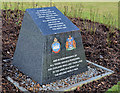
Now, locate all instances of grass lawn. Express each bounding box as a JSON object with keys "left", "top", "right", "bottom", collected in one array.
[{"left": 2, "top": 2, "right": 118, "bottom": 28}]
